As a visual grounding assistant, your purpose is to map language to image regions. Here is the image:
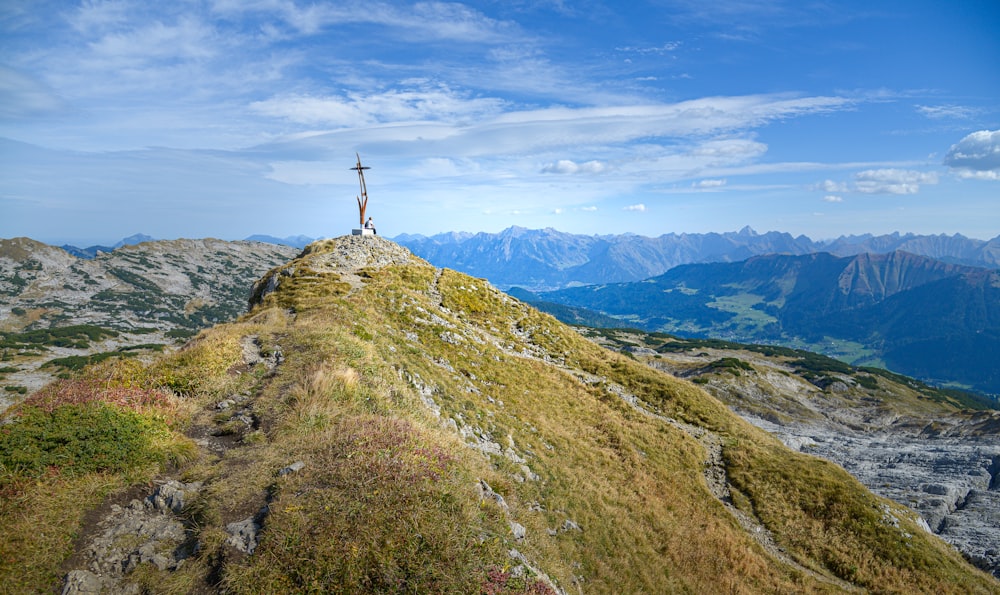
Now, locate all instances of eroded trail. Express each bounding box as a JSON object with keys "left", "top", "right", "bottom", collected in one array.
[{"left": 61, "top": 336, "right": 286, "bottom": 595}]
